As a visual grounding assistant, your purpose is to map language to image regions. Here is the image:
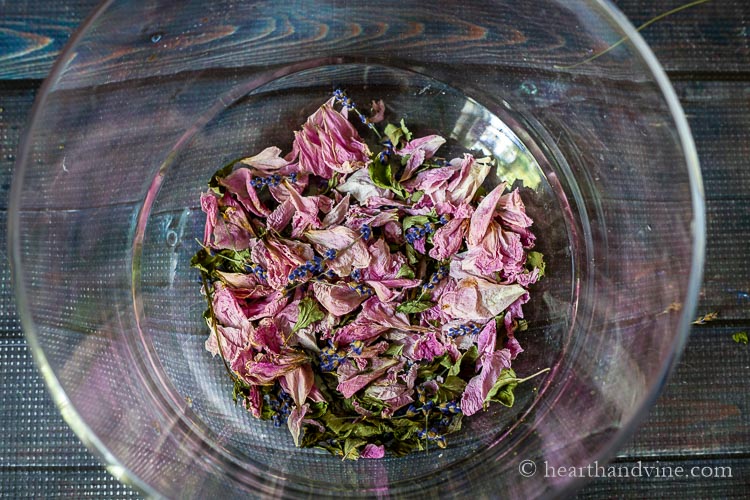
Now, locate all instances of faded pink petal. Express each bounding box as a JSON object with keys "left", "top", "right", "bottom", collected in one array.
[
  {"left": 249, "top": 317, "right": 283, "bottom": 353},
  {"left": 305, "top": 226, "right": 371, "bottom": 276},
  {"left": 200, "top": 192, "right": 253, "bottom": 250},
  {"left": 463, "top": 223, "right": 525, "bottom": 276},
  {"left": 397, "top": 134, "right": 446, "bottom": 158},
  {"left": 322, "top": 194, "right": 350, "bottom": 228},
  {"left": 242, "top": 385, "right": 263, "bottom": 418},
  {"left": 236, "top": 351, "right": 308, "bottom": 385},
  {"left": 446, "top": 154, "right": 491, "bottom": 204},
  {"left": 477, "top": 319, "right": 497, "bottom": 361},
  {"left": 381, "top": 393, "right": 414, "bottom": 418},
  {"left": 460, "top": 348, "right": 512, "bottom": 416},
  {"left": 402, "top": 166, "right": 455, "bottom": 196},
  {"left": 239, "top": 146, "right": 289, "bottom": 172},
  {"left": 360, "top": 297, "right": 412, "bottom": 331},
  {"left": 468, "top": 182, "right": 507, "bottom": 246},
  {"left": 361, "top": 443, "right": 386, "bottom": 459},
  {"left": 369, "top": 99, "right": 386, "bottom": 123},
  {"left": 336, "top": 357, "right": 399, "bottom": 398},
  {"left": 267, "top": 199, "right": 295, "bottom": 232},
  {"left": 407, "top": 332, "right": 446, "bottom": 362},
  {"left": 438, "top": 277, "right": 526, "bottom": 321},
  {"left": 334, "top": 321, "right": 389, "bottom": 345},
  {"left": 364, "top": 238, "right": 405, "bottom": 280},
  {"left": 219, "top": 168, "right": 271, "bottom": 217},
  {"left": 398, "top": 134, "right": 446, "bottom": 181},
  {"left": 505, "top": 336, "right": 524, "bottom": 360},
  {"left": 205, "top": 324, "right": 248, "bottom": 364},
  {"left": 212, "top": 282, "right": 249, "bottom": 328},
  {"left": 245, "top": 290, "right": 289, "bottom": 322},
  {"left": 498, "top": 189, "right": 533, "bottom": 228},
  {"left": 284, "top": 364, "right": 315, "bottom": 407},
  {"left": 287, "top": 403, "right": 309, "bottom": 447},
  {"left": 290, "top": 98, "right": 371, "bottom": 178},
  {"left": 429, "top": 218, "right": 468, "bottom": 260},
  {"left": 337, "top": 168, "right": 391, "bottom": 203},
  {"left": 312, "top": 282, "right": 367, "bottom": 316}
]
